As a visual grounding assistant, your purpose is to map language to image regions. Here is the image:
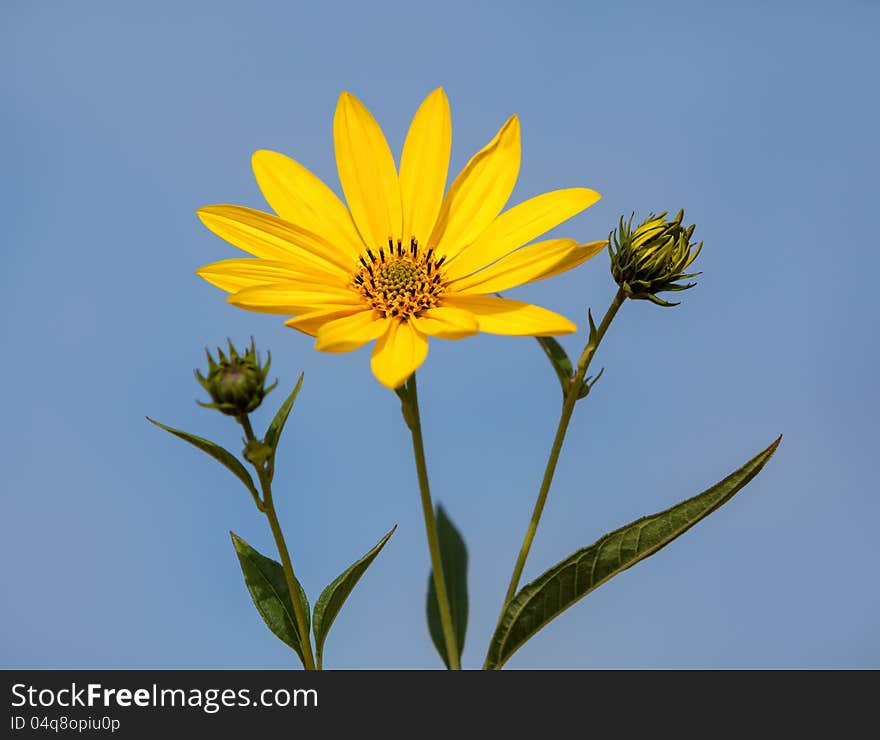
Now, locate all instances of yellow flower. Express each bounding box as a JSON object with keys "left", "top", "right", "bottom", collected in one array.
[{"left": 196, "top": 88, "right": 605, "bottom": 389}]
